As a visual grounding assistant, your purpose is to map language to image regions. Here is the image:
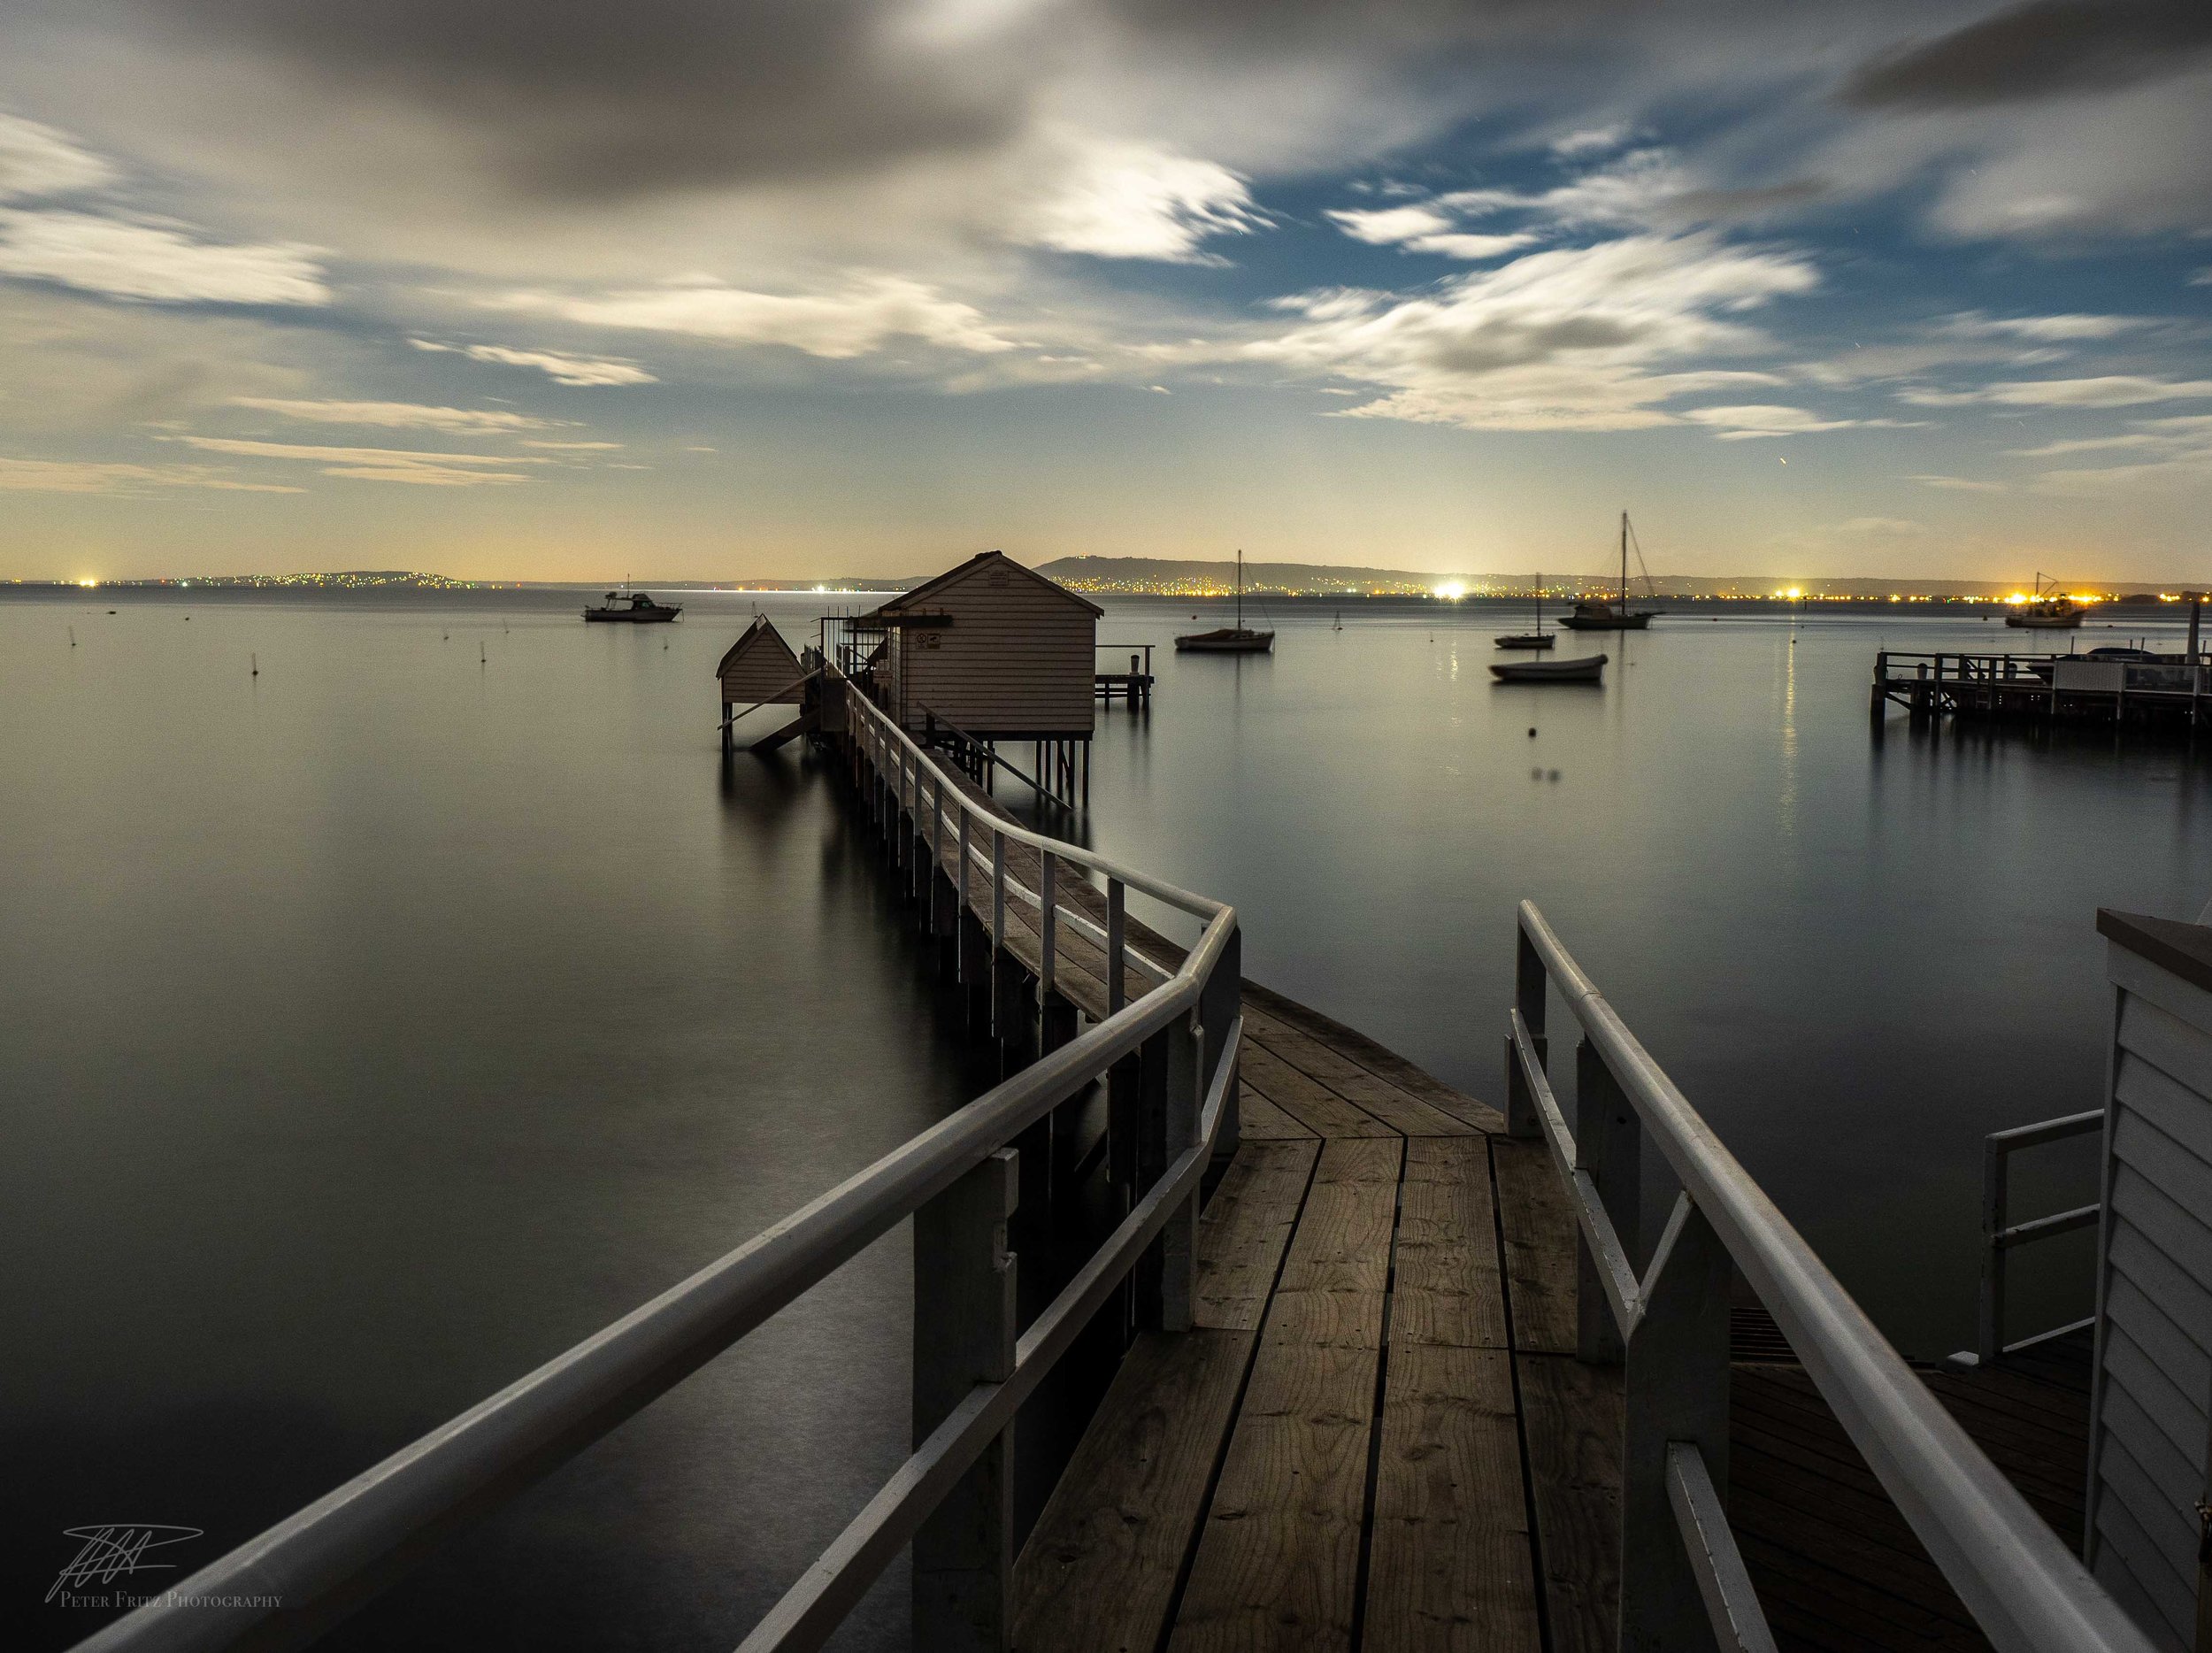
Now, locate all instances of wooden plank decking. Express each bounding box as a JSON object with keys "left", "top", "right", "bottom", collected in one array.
[
  {"left": 1003, "top": 1008, "right": 2097, "bottom": 1653},
  {"left": 852, "top": 732, "right": 2098, "bottom": 1653}
]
